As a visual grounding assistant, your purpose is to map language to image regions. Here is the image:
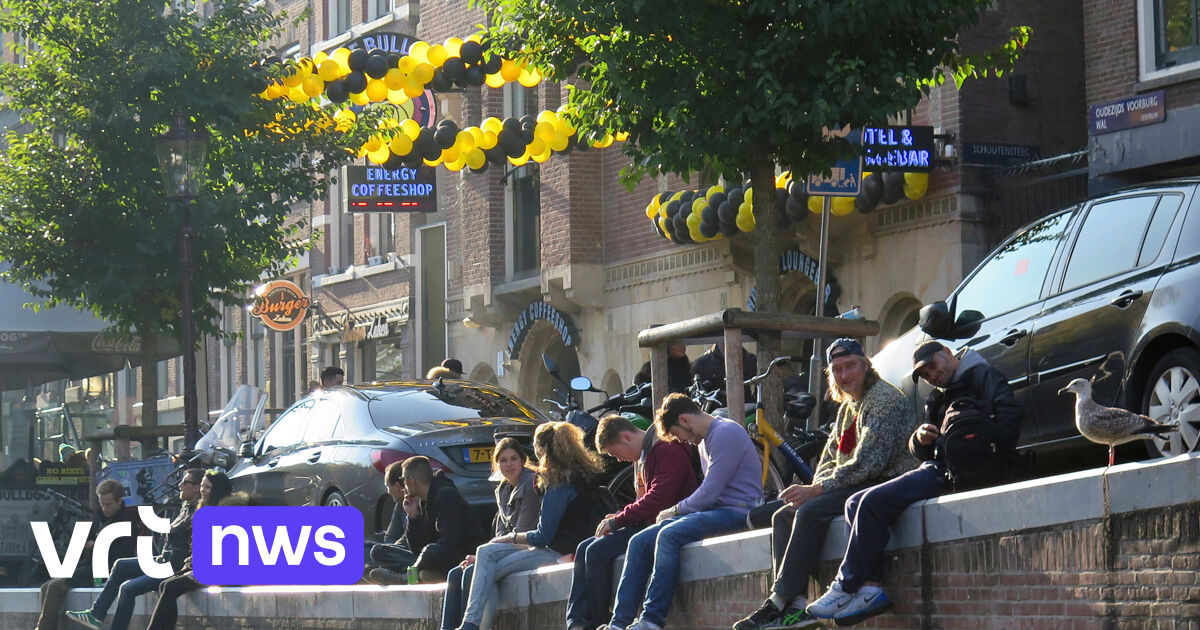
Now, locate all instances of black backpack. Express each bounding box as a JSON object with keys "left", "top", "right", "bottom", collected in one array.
[{"left": 936, "top": 397, "right": 1007, "bottom": 491}]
